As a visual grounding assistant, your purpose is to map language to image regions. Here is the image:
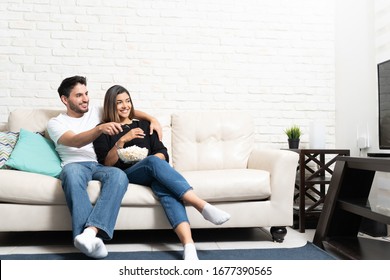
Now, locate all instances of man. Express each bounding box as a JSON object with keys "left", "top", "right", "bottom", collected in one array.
[{"left": 47, "top": 76, "right": 161, "bottom": 259}]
